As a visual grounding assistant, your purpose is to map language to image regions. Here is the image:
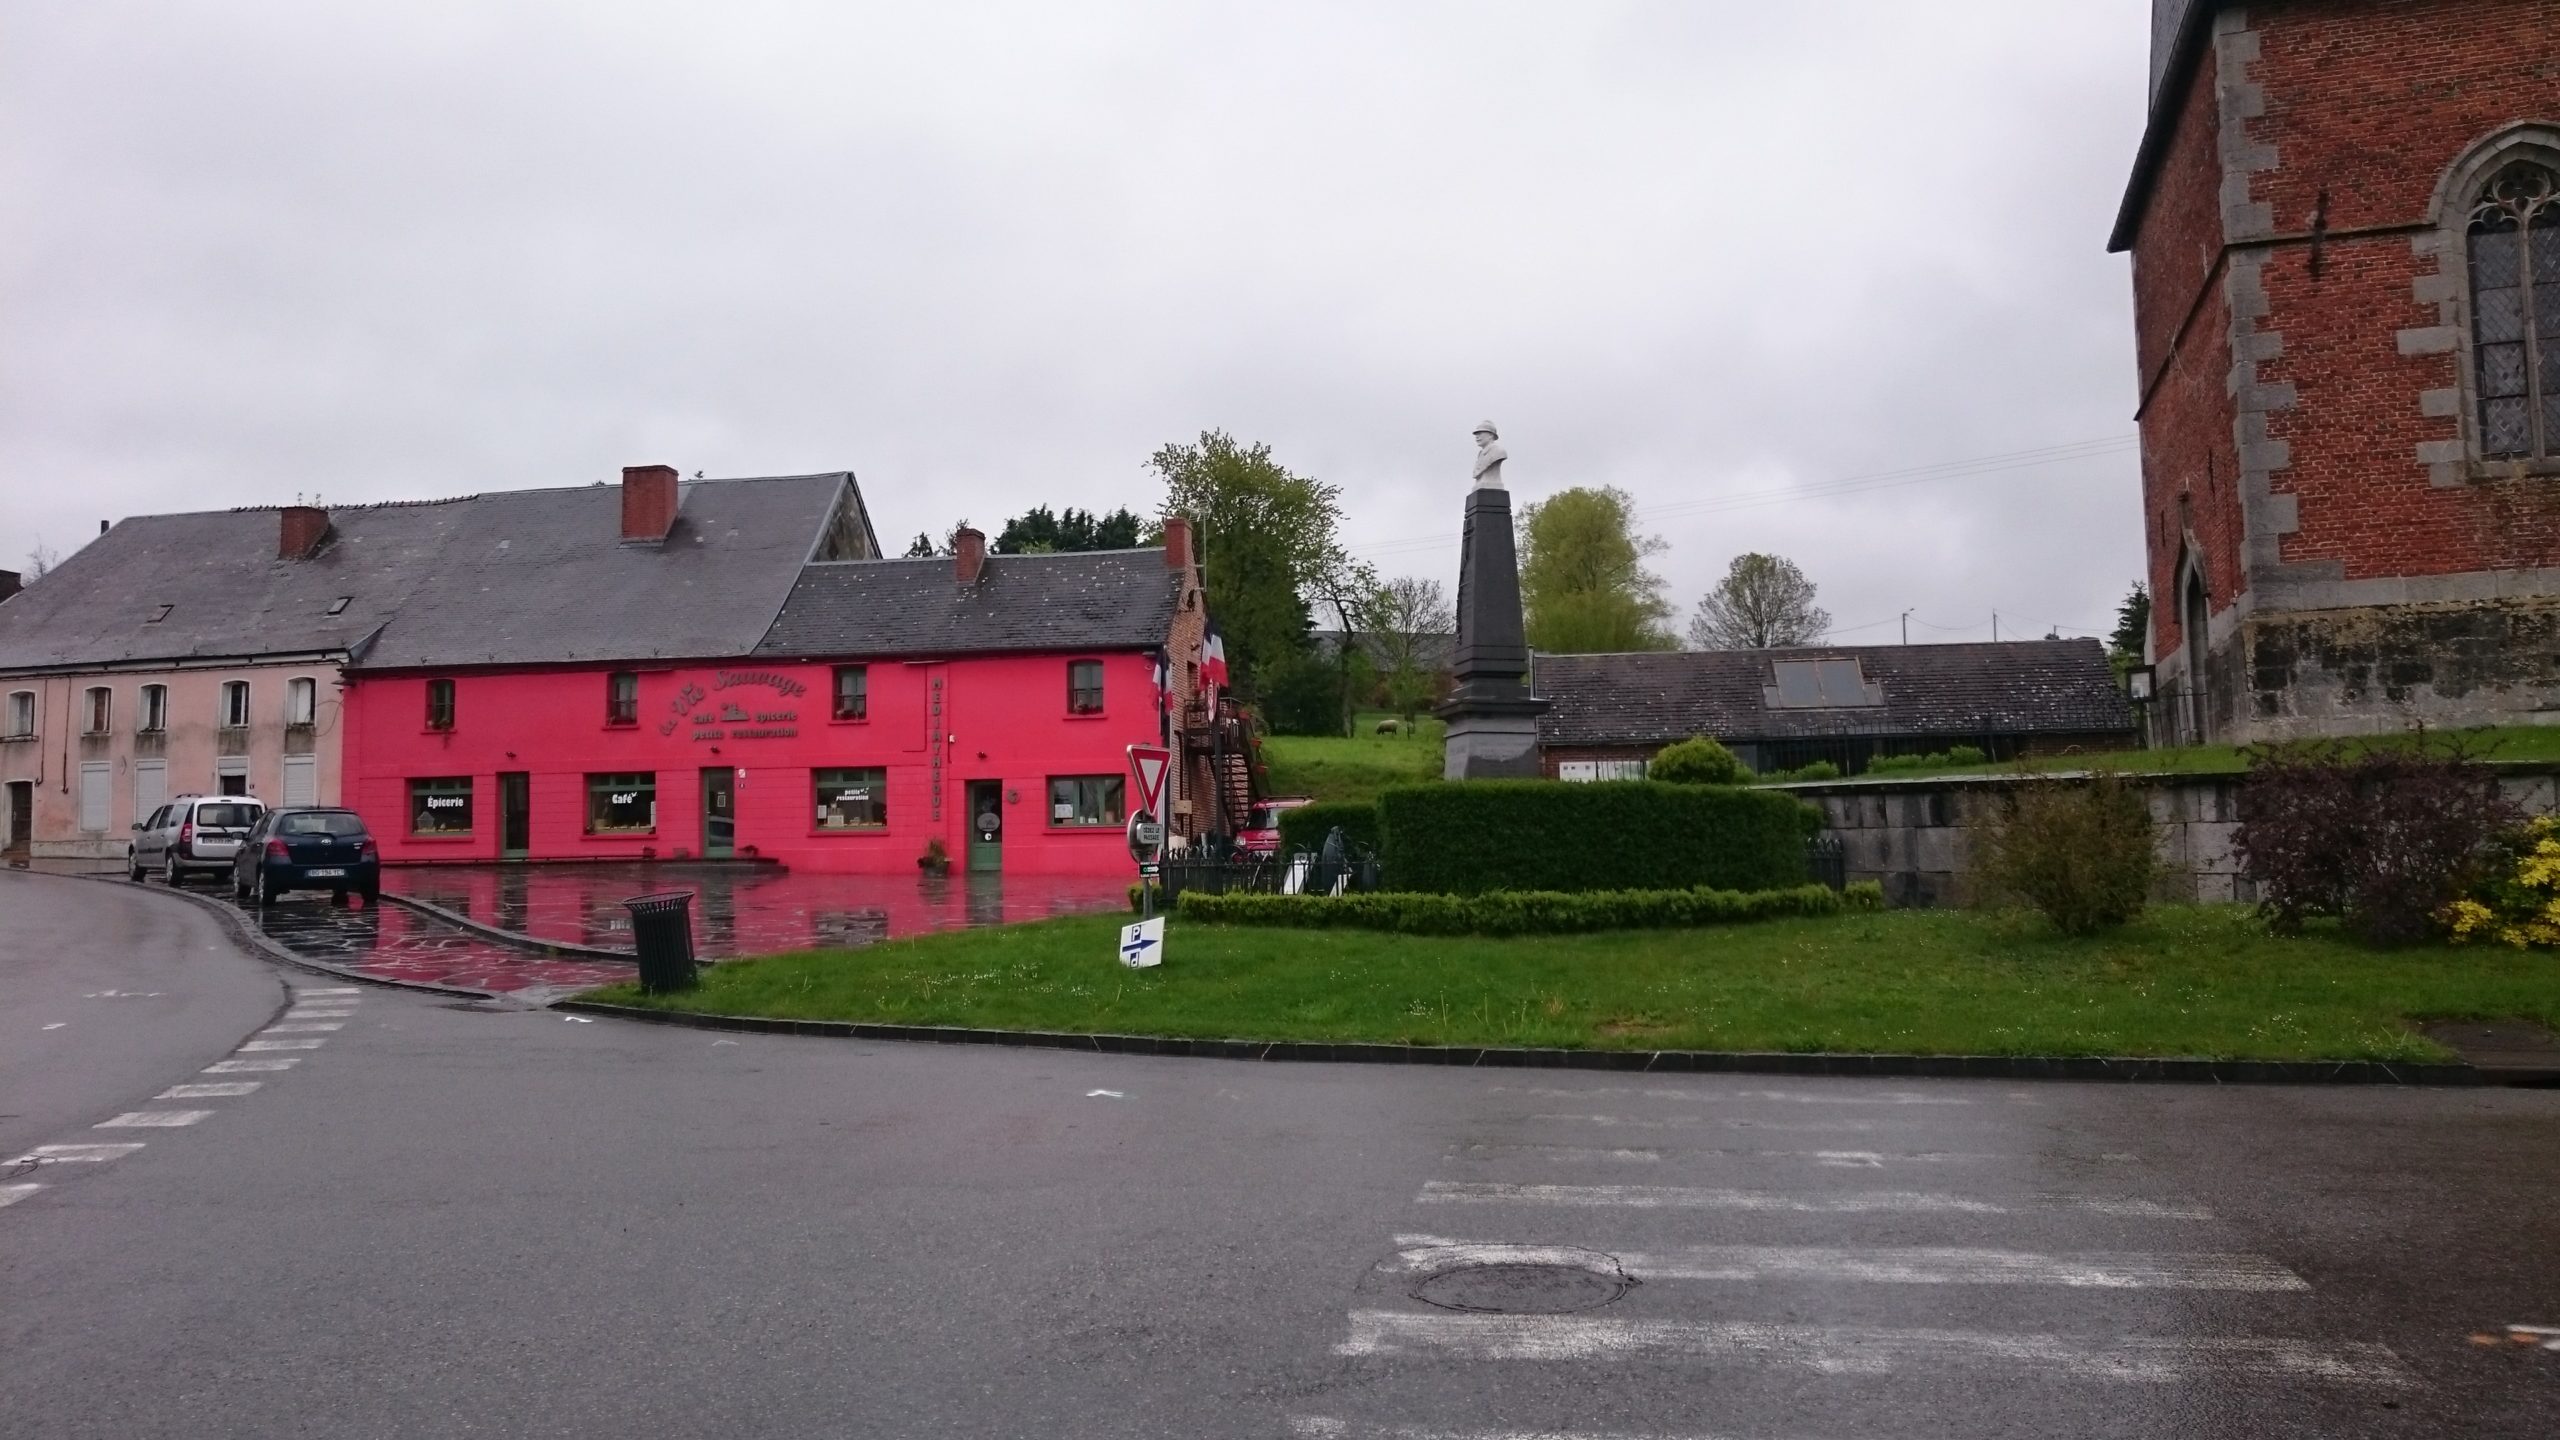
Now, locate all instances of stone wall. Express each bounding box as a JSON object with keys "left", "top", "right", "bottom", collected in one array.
[{"left": 1797, "top": 765, "right": 2560, "bottom": 909}]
